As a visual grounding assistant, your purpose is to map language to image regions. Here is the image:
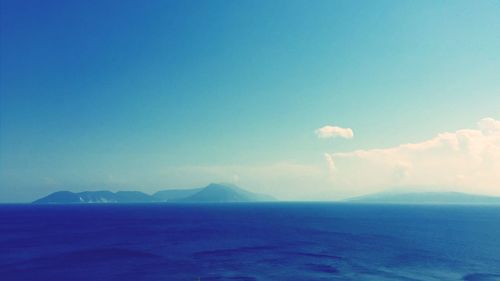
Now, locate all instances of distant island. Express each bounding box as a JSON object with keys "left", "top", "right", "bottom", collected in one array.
[
  {"left": 344, "top": 191, "right": 500, "bottom": 205},
  {"left": 33, "top": 187, "right": 500, "bottom": 205},
  {"left": 33, "top": 183, "right": 276, "bottom": 204}
]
